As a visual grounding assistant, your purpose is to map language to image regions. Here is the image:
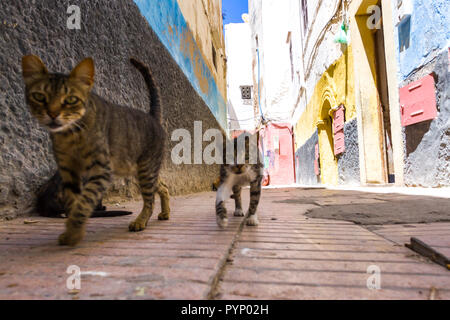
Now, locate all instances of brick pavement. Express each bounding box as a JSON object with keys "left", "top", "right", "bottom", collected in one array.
[{"left": 0, "top": 188, "right": 449, "bottom": 299}]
